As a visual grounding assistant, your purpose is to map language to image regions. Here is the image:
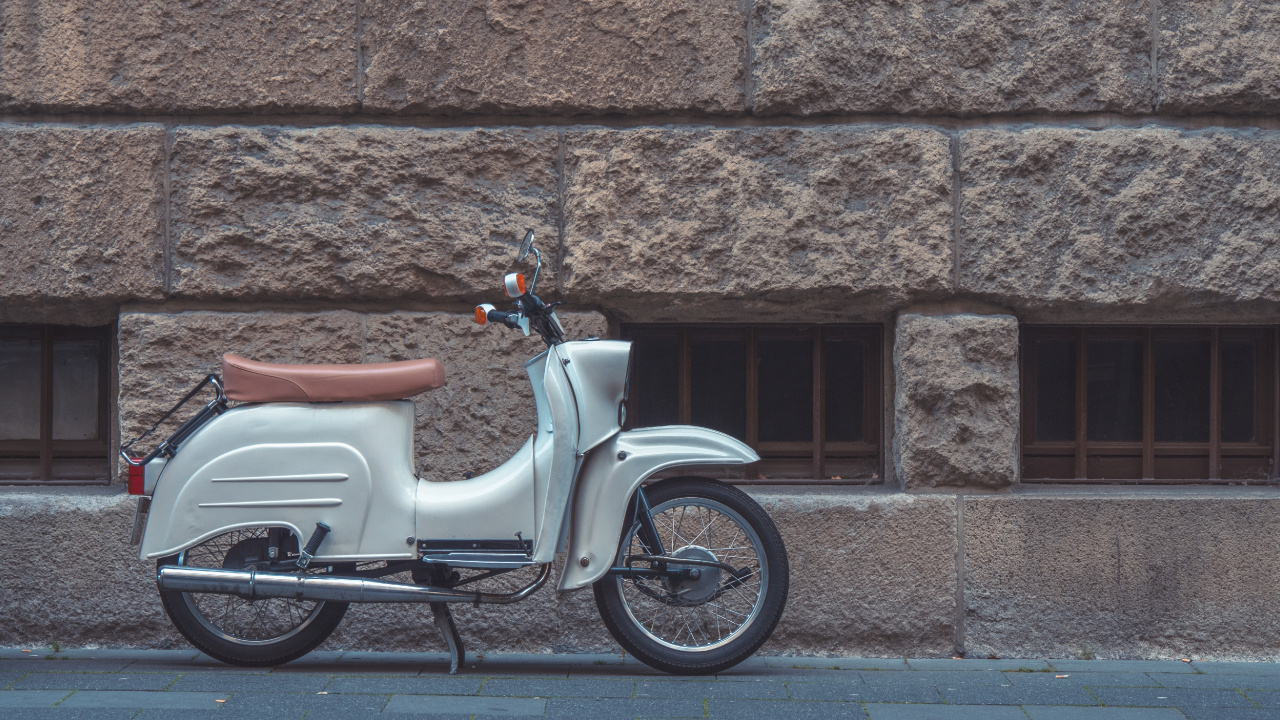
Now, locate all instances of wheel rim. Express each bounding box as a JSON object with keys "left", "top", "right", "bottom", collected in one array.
[
  {"left": 613, "top": 496, "right": 768, "bottom": 653},
  {"left": 175, "top": 528, "right": 326, "bottom": 646}
]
